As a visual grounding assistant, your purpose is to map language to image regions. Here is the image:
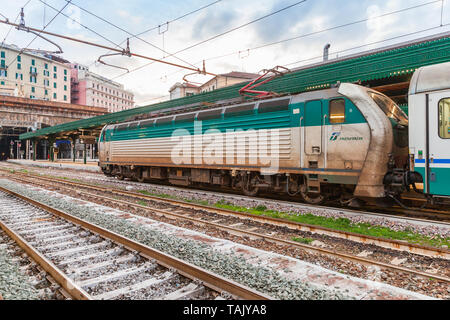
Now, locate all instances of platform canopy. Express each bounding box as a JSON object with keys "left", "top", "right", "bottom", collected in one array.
[{"left": 20, "top": 31, "right": 450, "bottom": 141}]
